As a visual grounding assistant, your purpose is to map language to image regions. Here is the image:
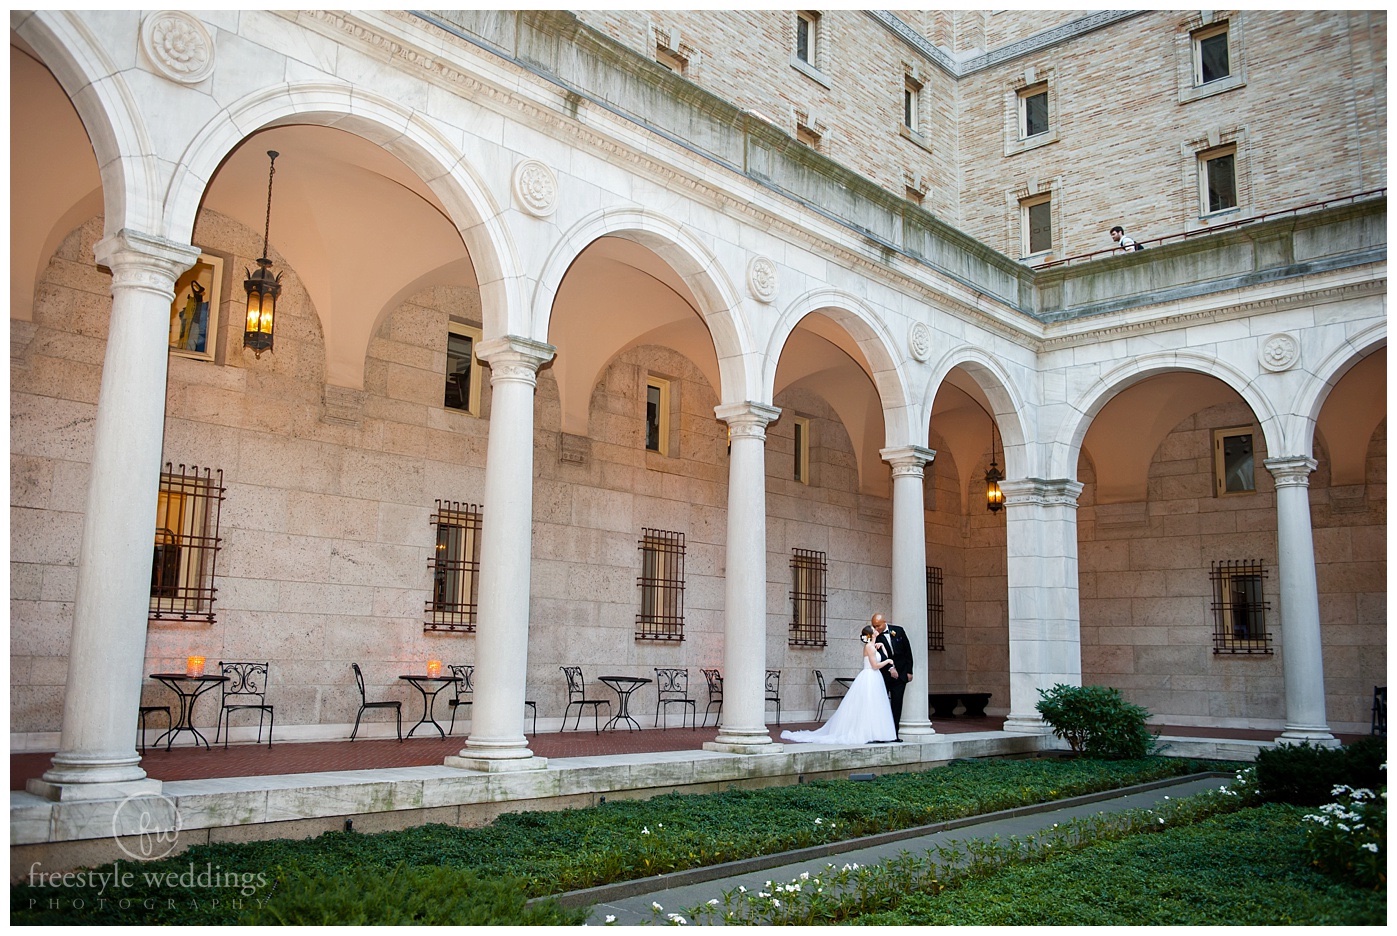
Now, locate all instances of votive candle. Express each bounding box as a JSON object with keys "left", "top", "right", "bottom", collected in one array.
[
  {"left": 426, "top": 660, "right": 442, "bottom": 678},
  {"left": 186, "top": 656, "right": 206, "bottom": 677}
]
